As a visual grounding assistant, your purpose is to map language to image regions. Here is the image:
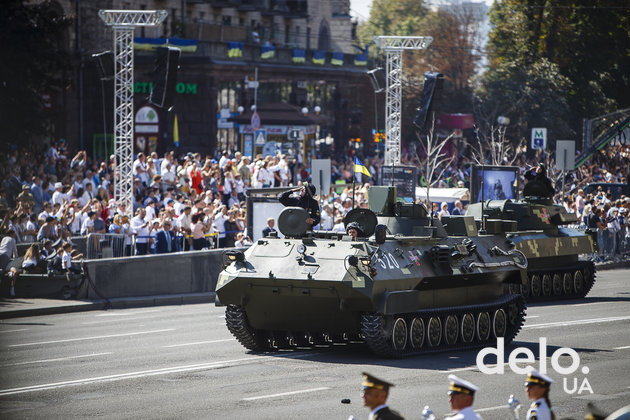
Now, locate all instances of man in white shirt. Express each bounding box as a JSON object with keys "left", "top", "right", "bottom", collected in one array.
[
  {"left": 177, "top": 206, "right": 193, "bottom": 250},
  {"left": 133, "top": 152, "right": 150, "bottom": 186},
  {"left": 131, "top": 207, "right": 150, "bottom": 255},
  {"left": 52, "top": 182, "right": 71, "bottom": 206}
]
